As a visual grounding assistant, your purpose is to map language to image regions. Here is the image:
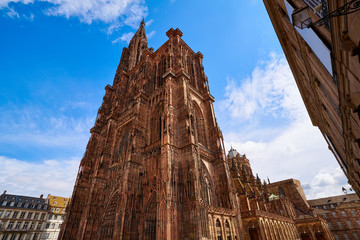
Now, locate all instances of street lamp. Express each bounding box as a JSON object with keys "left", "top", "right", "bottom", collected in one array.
[{"left": 292, "top": 0, "right": 360, "bottom": 29}]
